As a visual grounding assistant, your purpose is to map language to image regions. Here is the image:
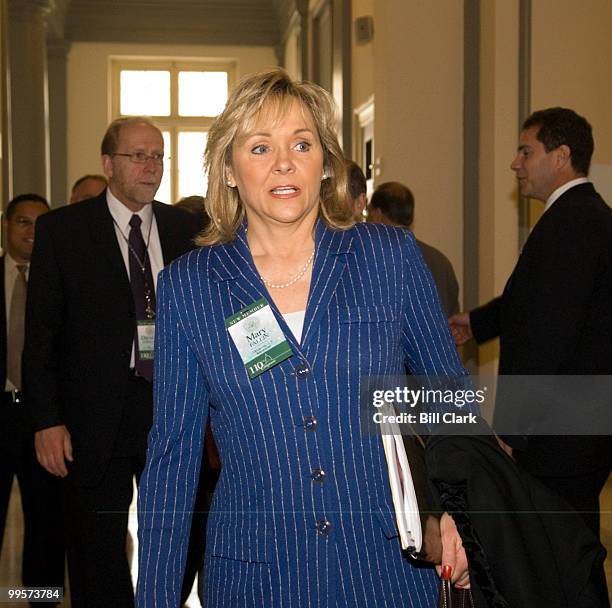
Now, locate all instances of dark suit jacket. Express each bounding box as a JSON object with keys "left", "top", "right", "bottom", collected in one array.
[
  {"left": 470, "top": 182, "right": 612, "bottom": 475},
  {"left": 23, "top": 192, "right": 200, "bottom": 486},
  {"left": 416, "top": 239, "right": 460, "bottom": 317},
  {"left": 427, "top": 424, "right": 608, "bottom": 608},
  {"left": 0, "top": 259, "right": 6, "bottom": 388}
]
